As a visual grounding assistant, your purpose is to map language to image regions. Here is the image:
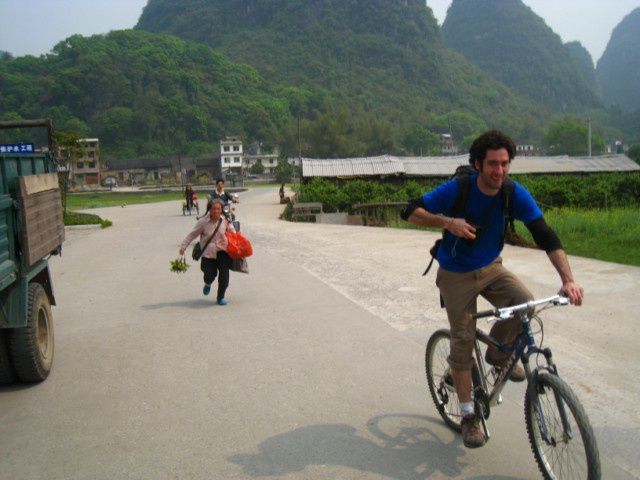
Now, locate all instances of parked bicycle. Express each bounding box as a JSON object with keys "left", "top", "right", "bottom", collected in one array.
[{"left": 425, "top": 295, "right": 600, "bottom": 479}]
